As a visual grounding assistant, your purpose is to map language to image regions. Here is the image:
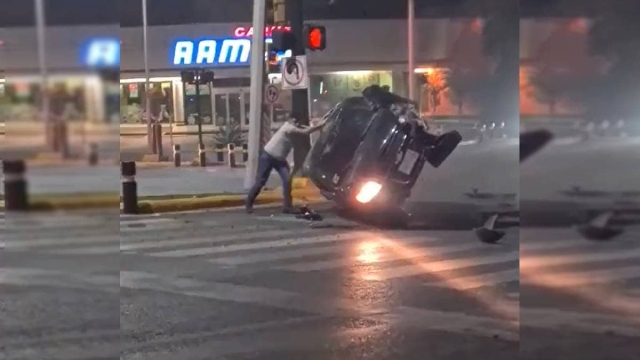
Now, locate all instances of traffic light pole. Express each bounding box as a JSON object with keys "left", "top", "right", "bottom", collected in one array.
[
  {"left": 285, "top": 0, "right": 311, "bottom": 176},
  {"left": 244, "top": 0, "right": 267, "bottom": 190}
]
